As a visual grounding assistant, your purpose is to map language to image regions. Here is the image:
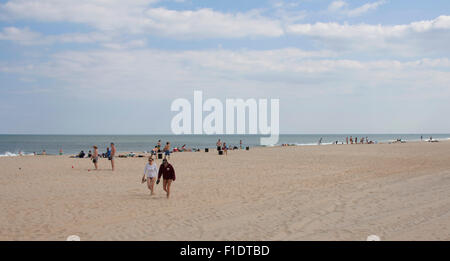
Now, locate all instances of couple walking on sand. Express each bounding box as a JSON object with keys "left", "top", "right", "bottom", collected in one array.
[{"left": 142, "top": 157, "right": 176, "bottom": 199}]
